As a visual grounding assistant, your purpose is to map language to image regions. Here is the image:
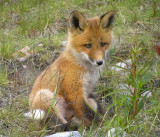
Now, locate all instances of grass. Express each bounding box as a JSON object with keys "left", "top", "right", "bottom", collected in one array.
[{"left": 0, "top": 0, "right": 160, "bottom": 136}]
